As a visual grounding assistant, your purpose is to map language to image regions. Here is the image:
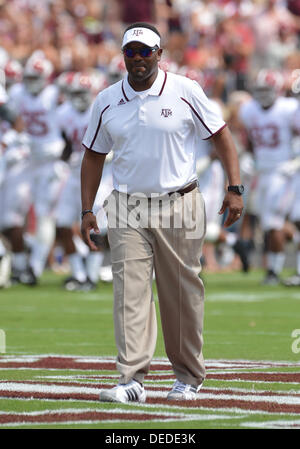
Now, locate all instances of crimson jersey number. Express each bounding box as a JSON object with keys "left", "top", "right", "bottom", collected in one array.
[
  {"left": 250, "top": 124, "right": 280, "bottom": 148},
  {"left": 22, "top": 111, "right": 49, "bottom": 136}
]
